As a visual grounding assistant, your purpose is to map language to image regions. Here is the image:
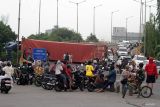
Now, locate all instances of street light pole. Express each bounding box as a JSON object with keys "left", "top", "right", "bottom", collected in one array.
[
  {"left": 139, "top": 0, "right": 142, "bottom": 43},
  {"left": 17, "top": 0, "right": 21, "bottom": 64},
  {"left": 111, "top": 10, "right": 119, "bottom": 42},
  {"left": 57, "top": 0, "right": 59, "bottom": 29},
  {"left": 126, "top": 16, "right": 133, "bottom": 41},
  {"left": 93, "top": 4, "right": 102, "bottom": 35},
  {"left": 69, "top": 0, "right": 86, "bottom": 33},
  {"left": 38, "top": 0, "right": 41, "bottom": 36},
  {"left": 77, "top": 3, "right": 78, "bottom": 33}
]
